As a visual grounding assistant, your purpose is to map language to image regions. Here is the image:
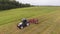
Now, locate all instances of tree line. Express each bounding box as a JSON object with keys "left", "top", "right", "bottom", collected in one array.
[{"left": 0, "top": 0, "right": 32, "bottom": 10}]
